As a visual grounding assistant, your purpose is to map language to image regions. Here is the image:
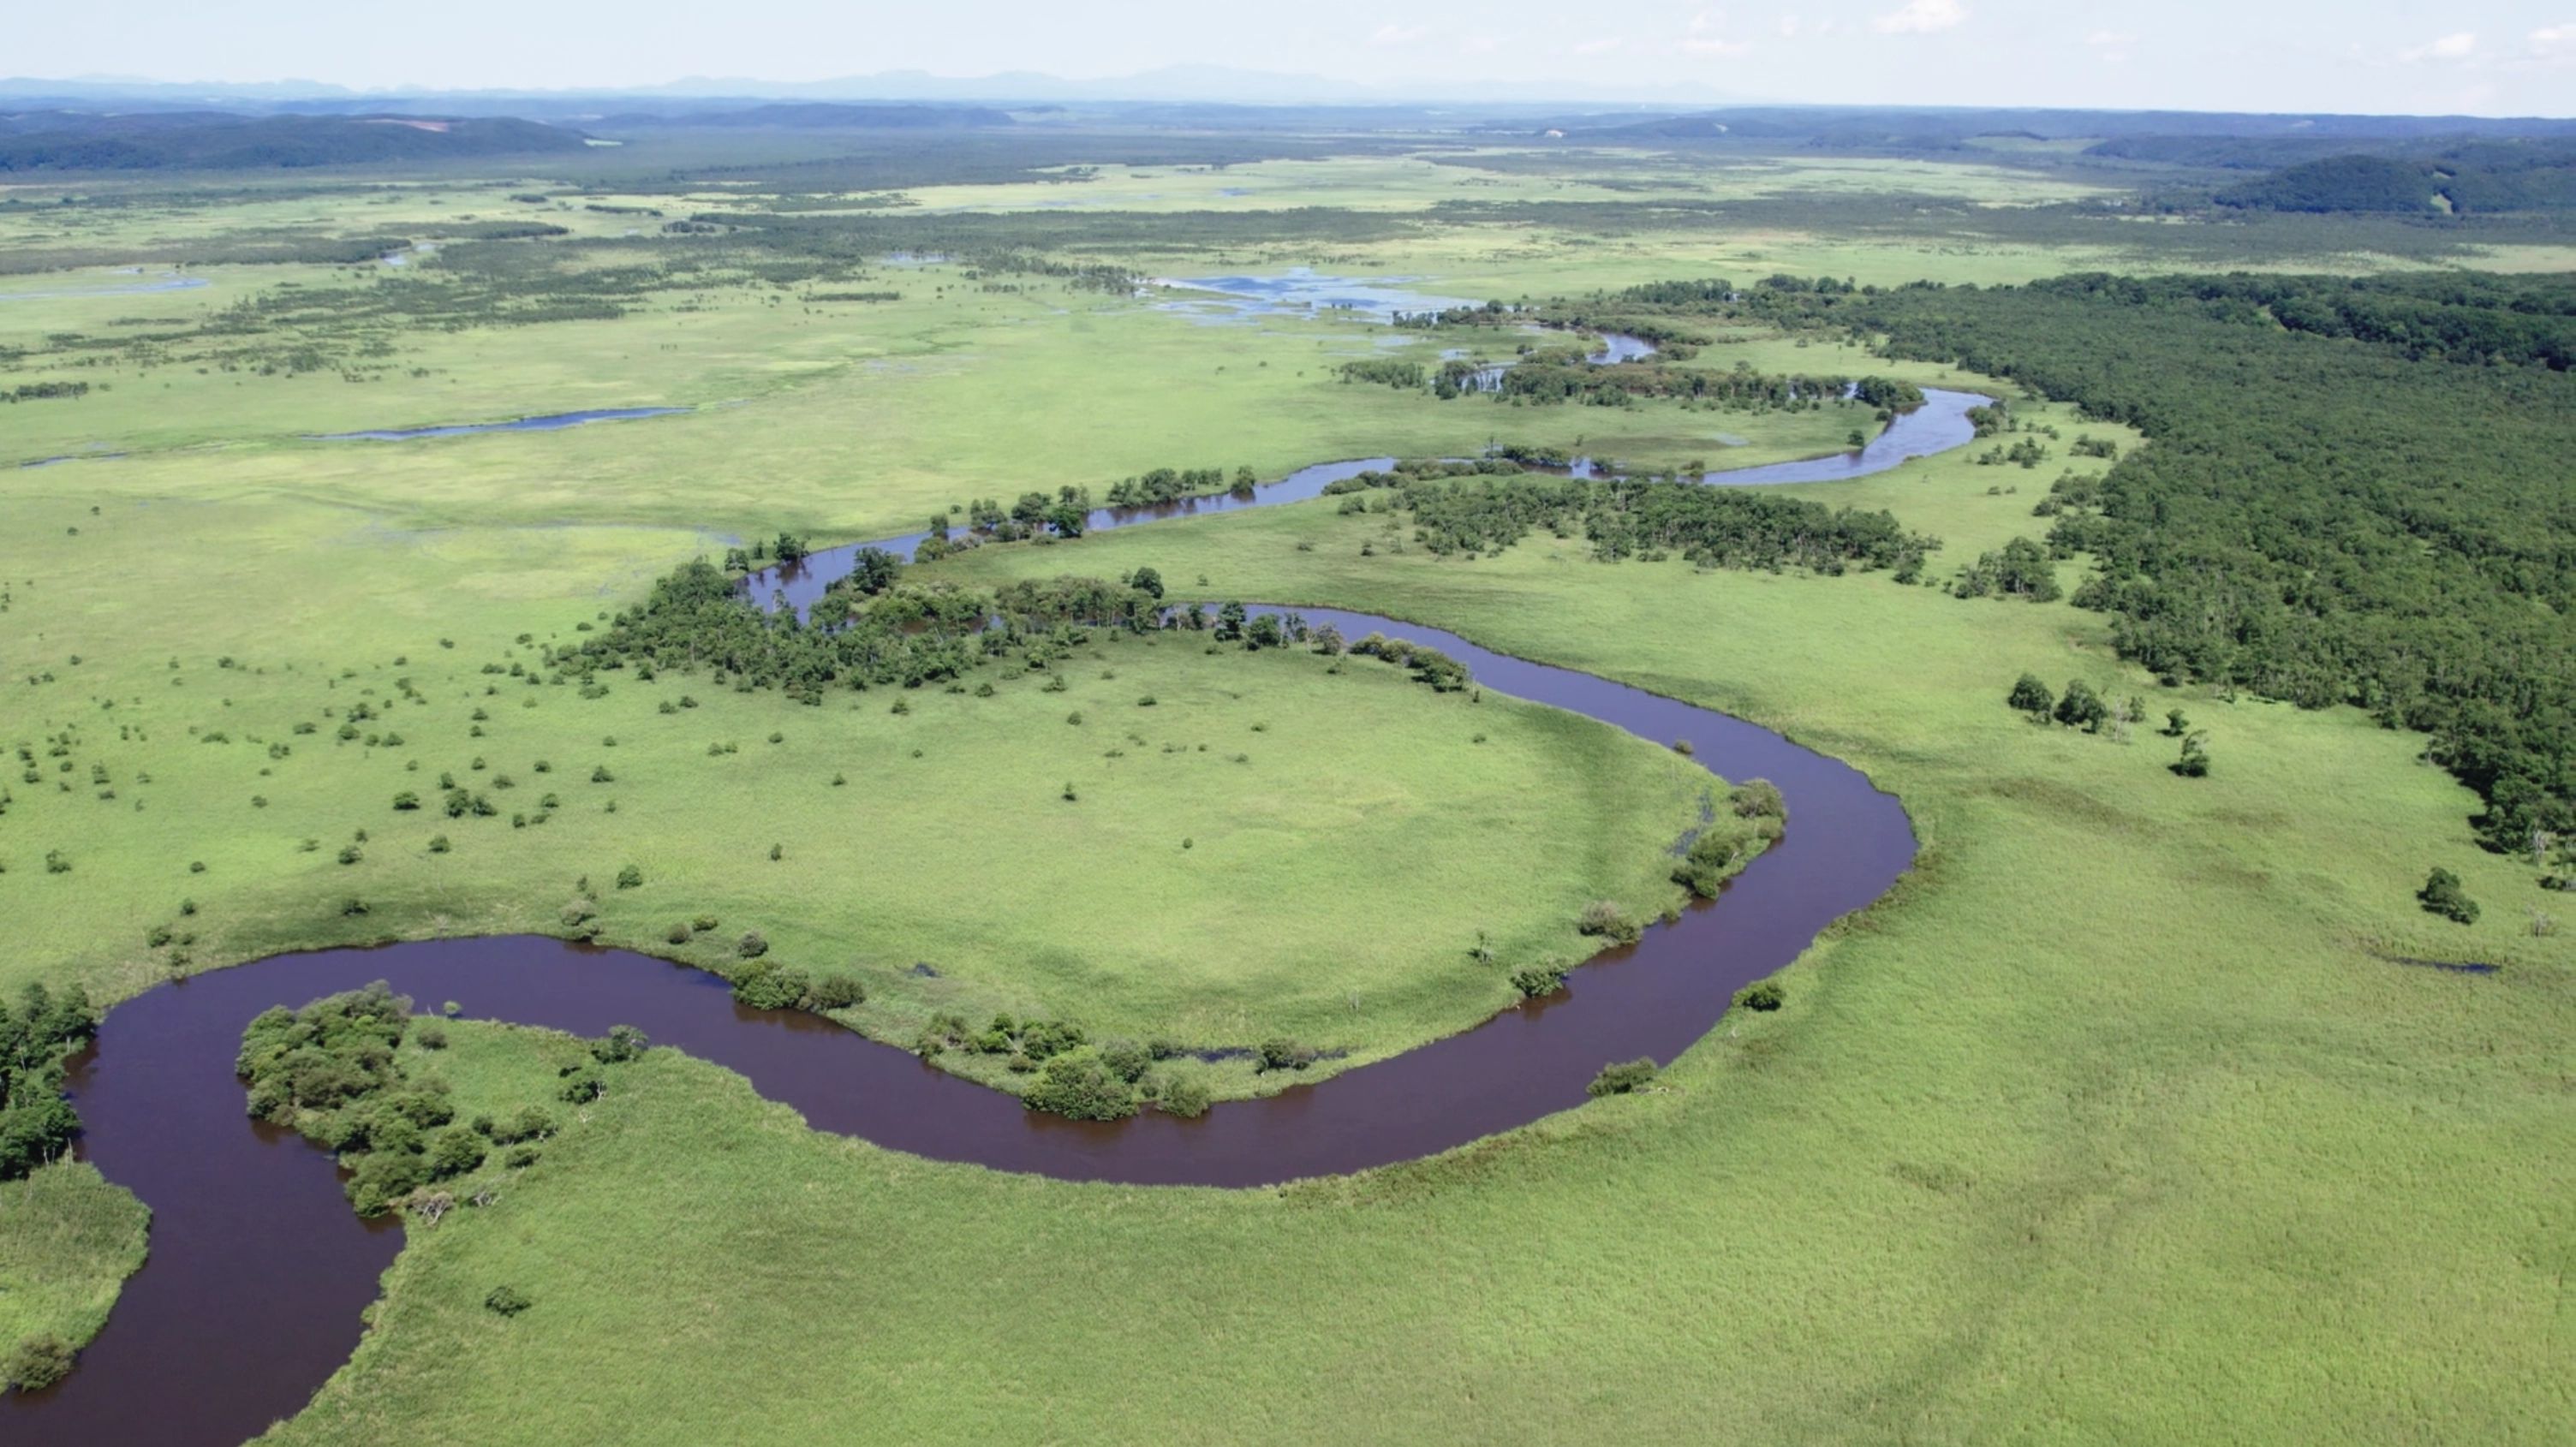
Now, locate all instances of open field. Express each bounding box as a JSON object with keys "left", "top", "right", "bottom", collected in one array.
[
  {"left": 2, "top": 129, "right": 2569, "bottom": 1440},
  {"left": 256, "top": 468, "right": 2567, "bottom": 1444},
  {"left": 0, "top": 478, "right": 1711, "bottom": 1090}
]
